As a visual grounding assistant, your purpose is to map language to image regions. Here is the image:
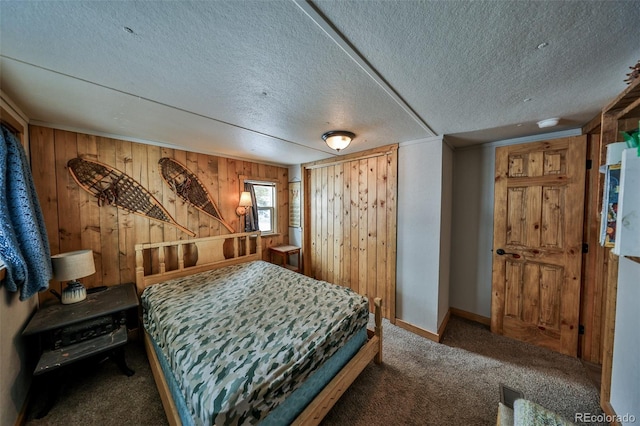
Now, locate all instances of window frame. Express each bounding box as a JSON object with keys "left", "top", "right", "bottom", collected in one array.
[{"left": 240, "top": 175, "right": 279, "bottom": 236}]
